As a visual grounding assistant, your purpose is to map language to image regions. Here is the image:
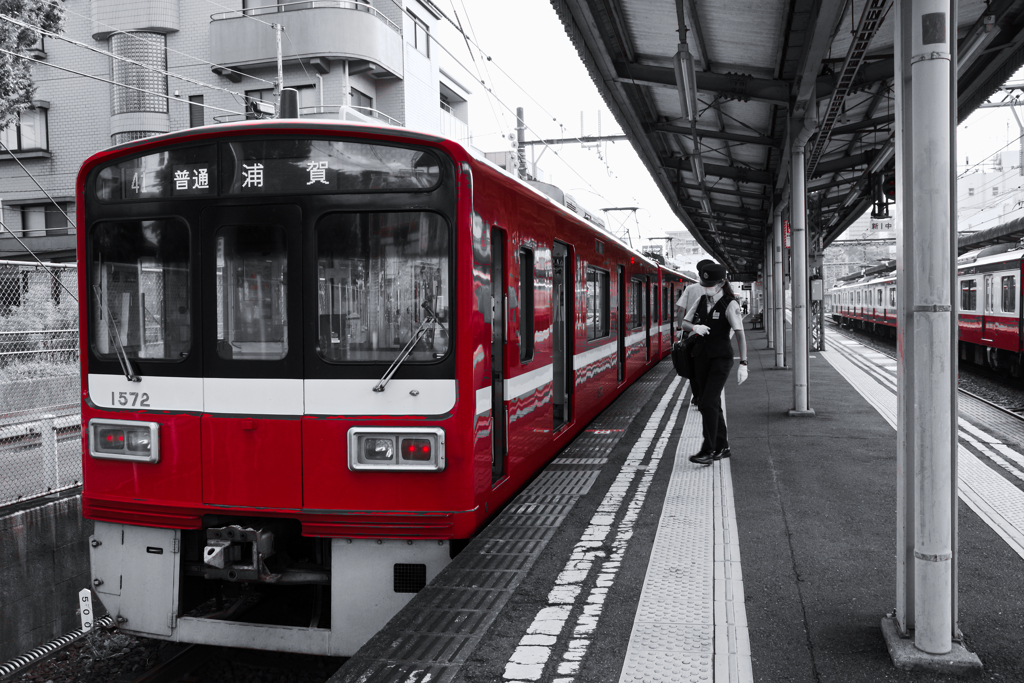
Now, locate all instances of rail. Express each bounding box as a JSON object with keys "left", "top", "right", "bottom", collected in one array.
[{"left": 210, "top": 0, "right": 402, "bottom": 35}]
